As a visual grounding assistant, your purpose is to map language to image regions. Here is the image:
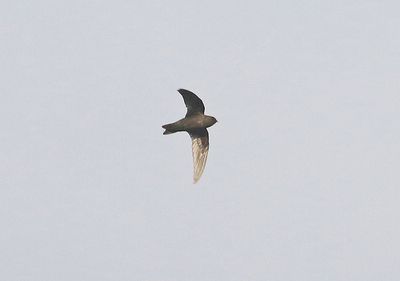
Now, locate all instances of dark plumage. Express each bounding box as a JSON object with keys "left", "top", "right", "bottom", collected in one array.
[{"left": 162, "top": 89, "right": 217, "bottom": 183}]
